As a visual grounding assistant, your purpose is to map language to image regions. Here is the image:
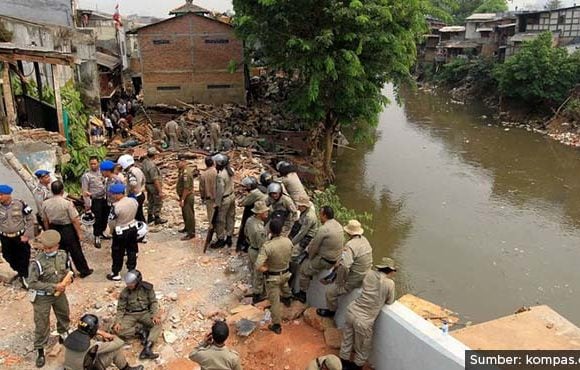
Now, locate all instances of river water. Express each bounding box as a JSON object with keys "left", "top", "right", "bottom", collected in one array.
[{"left": 334, "top": 85, "right": 580, "bottom": 325}]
